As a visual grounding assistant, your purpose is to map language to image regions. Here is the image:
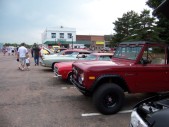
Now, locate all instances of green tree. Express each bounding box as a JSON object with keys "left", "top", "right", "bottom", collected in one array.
[
  {"left": 113, "top": 11, "right": 140, "bottom": 42},
  {"left": 137, "top": 9, "right": 162, "bottom": 41},
  {"left": 146, "top": 0, "right": 169, "bottom": 43},
  {"left": 112, "top": 9, "right": 162, "bottom": 43}
]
